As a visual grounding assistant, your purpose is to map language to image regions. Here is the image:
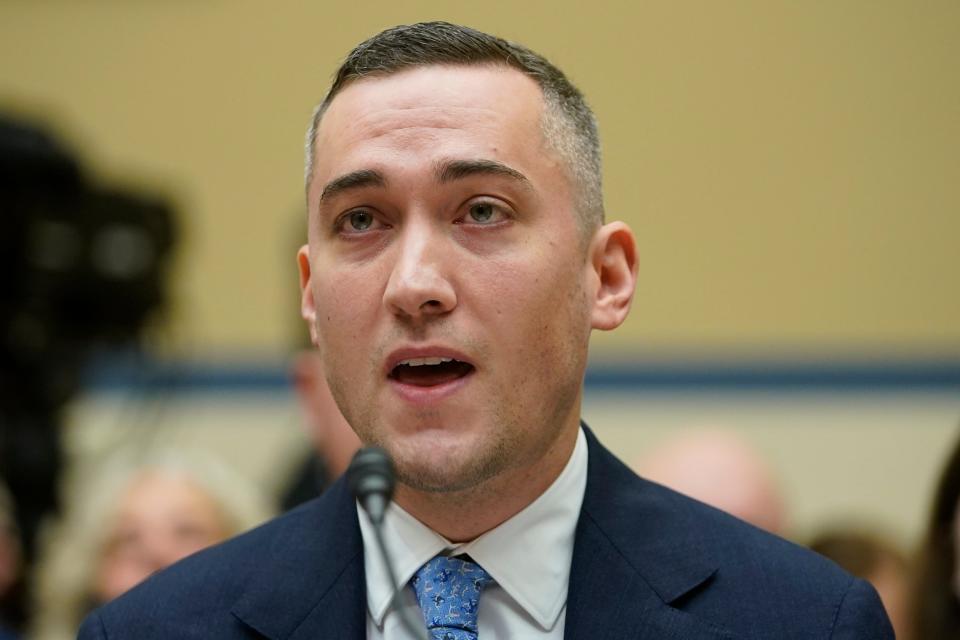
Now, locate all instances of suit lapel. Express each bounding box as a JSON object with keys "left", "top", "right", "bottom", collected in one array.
[
  {"left": 285, "top": 565, "right": 367, "bottom": 640},
  {"left": 566, "top": 511, "right": 731, "bottom": 640},
  {"left": 565, "top": 427, "right": 733, "bottom": 640},
  {"left": 230, "top": 478, "right": 366, "bottom": 640}
]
